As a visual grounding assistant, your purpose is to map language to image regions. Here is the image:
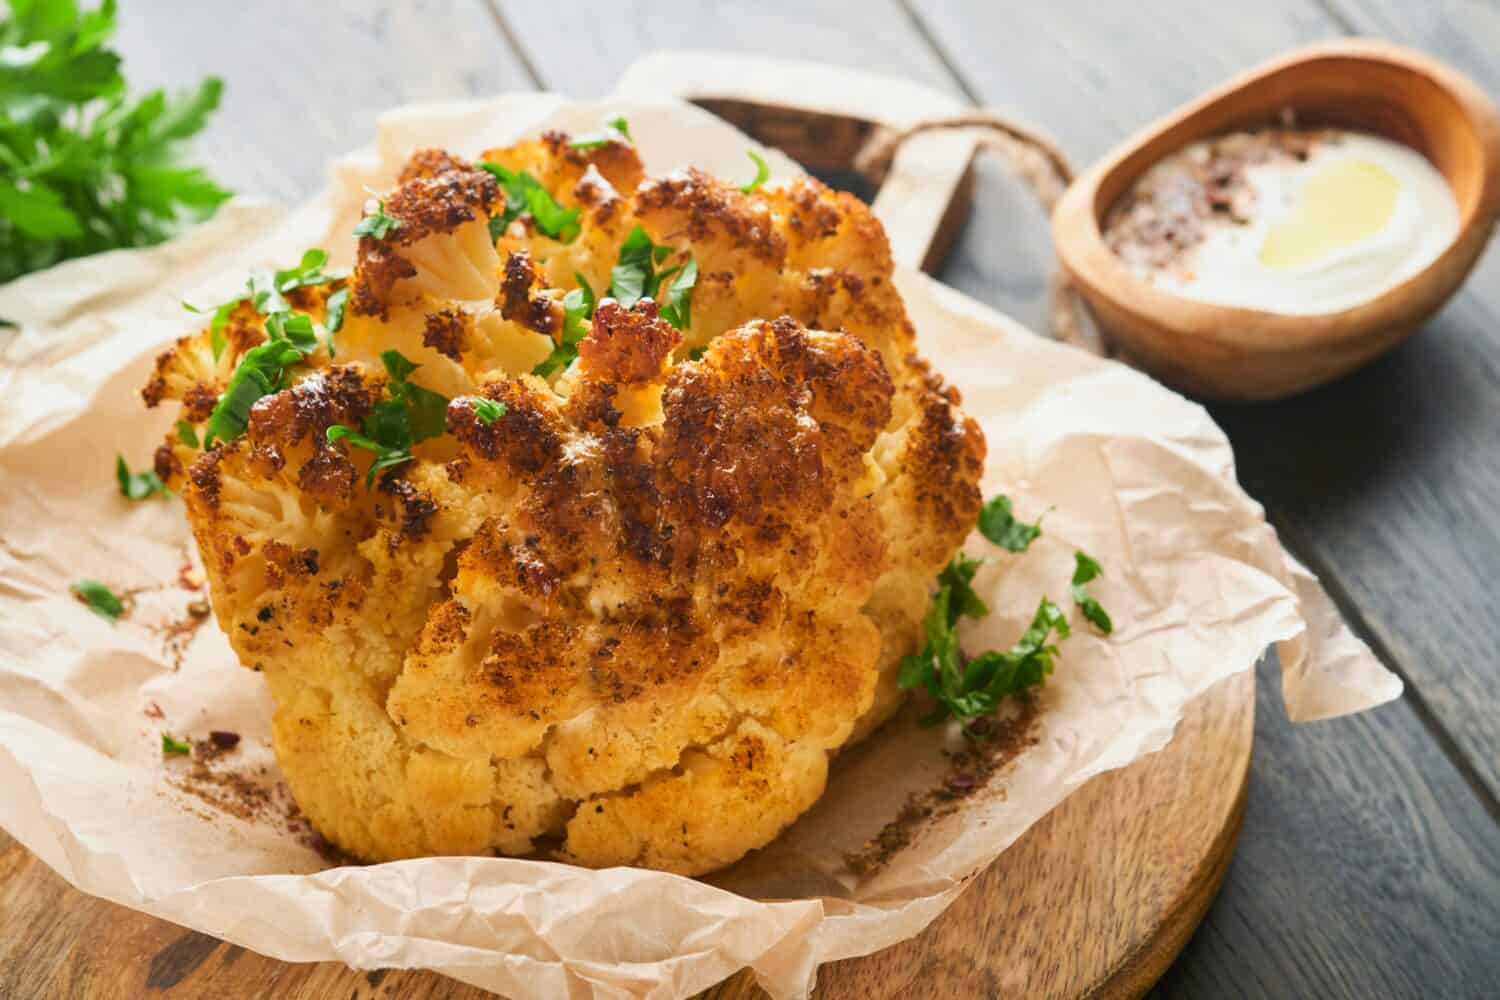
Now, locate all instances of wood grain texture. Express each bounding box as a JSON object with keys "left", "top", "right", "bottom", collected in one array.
[
  {"left": 0, "top": 673, "right": 1253, "bottom": 1000},
  {"left": 111, "top": 0, "right": 536, "bottom": 202},
  {"left": 492, "top": 0, "right": 963, "bottom": 100},
  {"left": 1154, "top": 654, "right": 1500, "bottom": 997}
]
